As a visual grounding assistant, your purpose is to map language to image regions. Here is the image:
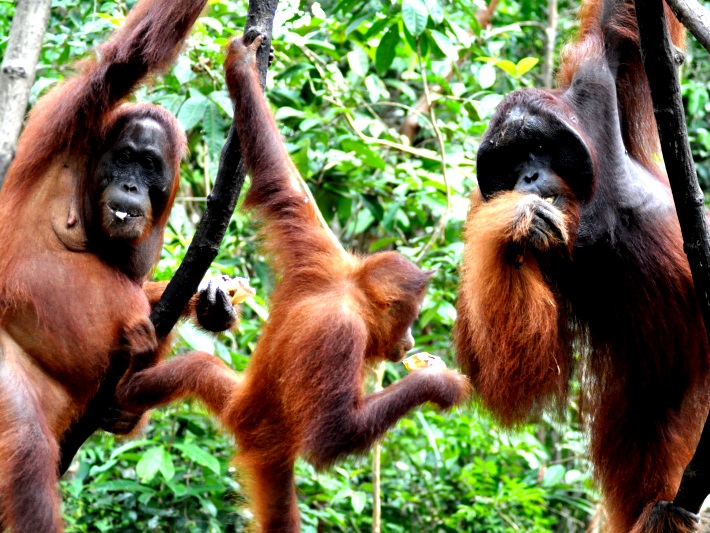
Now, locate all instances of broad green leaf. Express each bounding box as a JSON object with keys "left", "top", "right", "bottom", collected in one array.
[
  {"left": 178, "top": 322, "right": 215, "bottom": 353},
  {"left": 275, "top": 107, "right": 305, "bottom": 120},
  {"left": 369, "top": 237, "right": 397, "bottom": 252},
  {"left": 177, "top": 93, "right": 208, "bottom": 131},
  {"left": 209, "top": 90, "right": 233, "bottom": 116},
  {"left": 174, "top": 442, "right": 221, "bottom": 475},
  {"left": 159, "top": 448, "right": 175, "bottom": 482},
  {"left": 495, "top": 59, "right": 518, "bottom": 77},
  {"left": 424, "top": 0, "right": 444, "bottom": 24},
  {"left": 517, "top": 57, "right": 540, "bottom": 76},
  {"left": 376, "top": 24, "right": 400, "bottom": 73},
  {"left": 430, "top": 30, "right": 458, "bottom": 61},
  {"left": 199, "top": 16, "right": 224, "bottom": 34},
  {"left": 346, "top": 48, "right": 369, "bottom": 78},
  {"left": 202, "top": 101, "right": 224, "bottom": 159},
  {"left": 173, "top": 55, "right": 195, "bottom": 85},
  {"left": 341, "top": 139, "right": 386, "bottom": 170},
  {"left": 109, "top": 439, "right": 153, "bottom": 460},
  {"left": 478, "top": 63, "right": 496, "bottom": 89},
  {"left": 402, "top": 0, "right": 429, "bottom": 37},
  {"left": 350, "top": 209, "right": 375, "bottom": 235},
  {"left": 351, "top": 491, "right": 367, "bottom": 514},
  {"left": 542, "top": 464, "right": 566, "bottom": 487},
  {"left": 136, "top": 446, "right": 164, "bottom": 483}
]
